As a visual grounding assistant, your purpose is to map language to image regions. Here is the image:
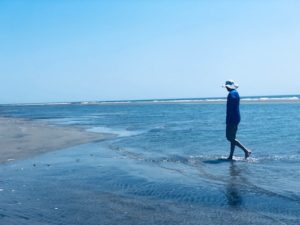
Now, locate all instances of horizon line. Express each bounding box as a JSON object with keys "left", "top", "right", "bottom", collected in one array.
[{"left": 1, "top": 94, "right": 300, "bottom": 106}]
